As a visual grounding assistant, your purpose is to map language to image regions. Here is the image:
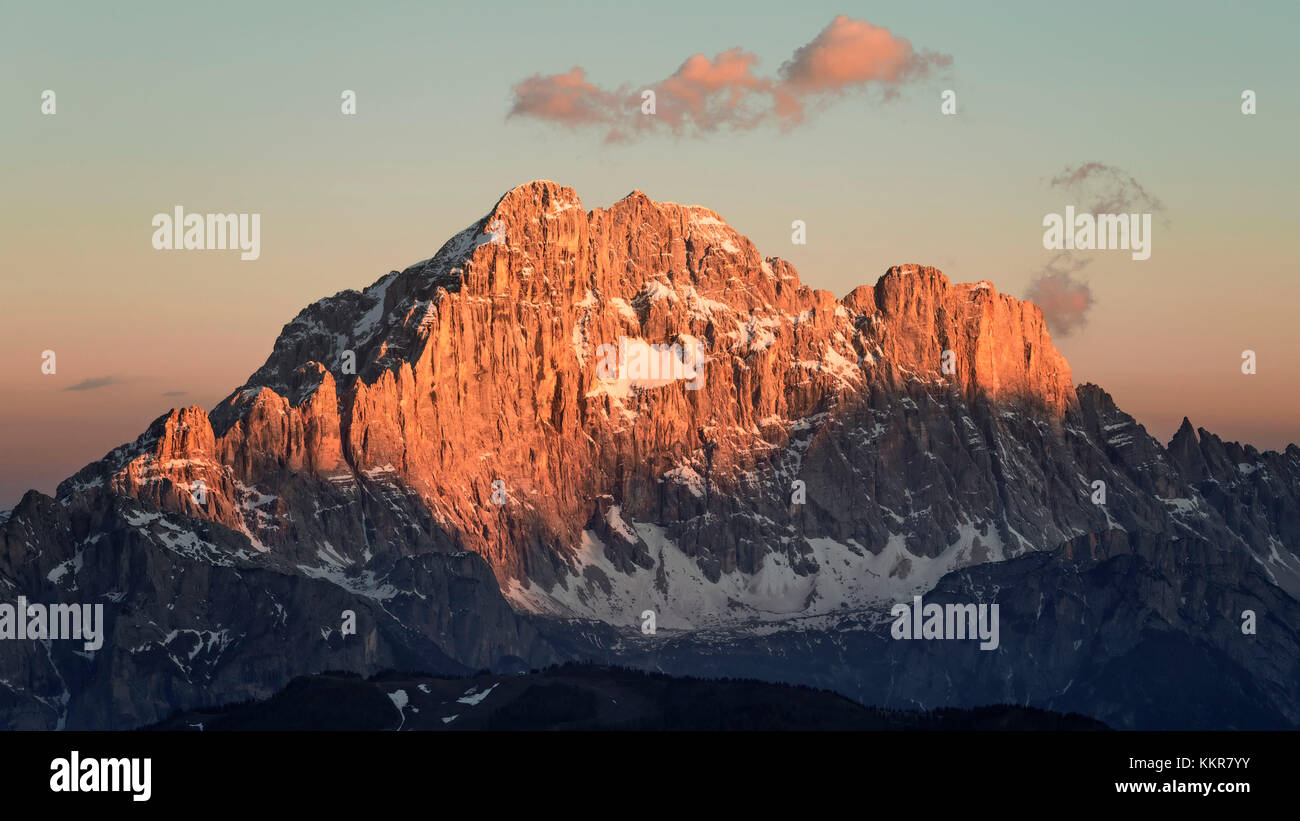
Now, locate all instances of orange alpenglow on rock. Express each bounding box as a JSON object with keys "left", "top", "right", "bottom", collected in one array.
[{"left": 69, "top": 181, "right": 1080, "bottom": 605}]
